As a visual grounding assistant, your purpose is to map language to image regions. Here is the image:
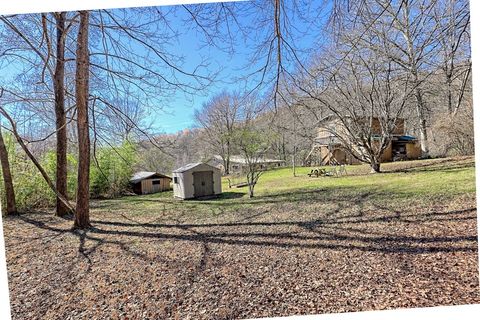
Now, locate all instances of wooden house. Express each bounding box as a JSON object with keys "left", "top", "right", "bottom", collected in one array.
[
  {"left": 306, "top": 115, "right": 421, "bottom": 165},
  {"left": 130, "top": 171, "right": 172, "bottom": 195}
]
